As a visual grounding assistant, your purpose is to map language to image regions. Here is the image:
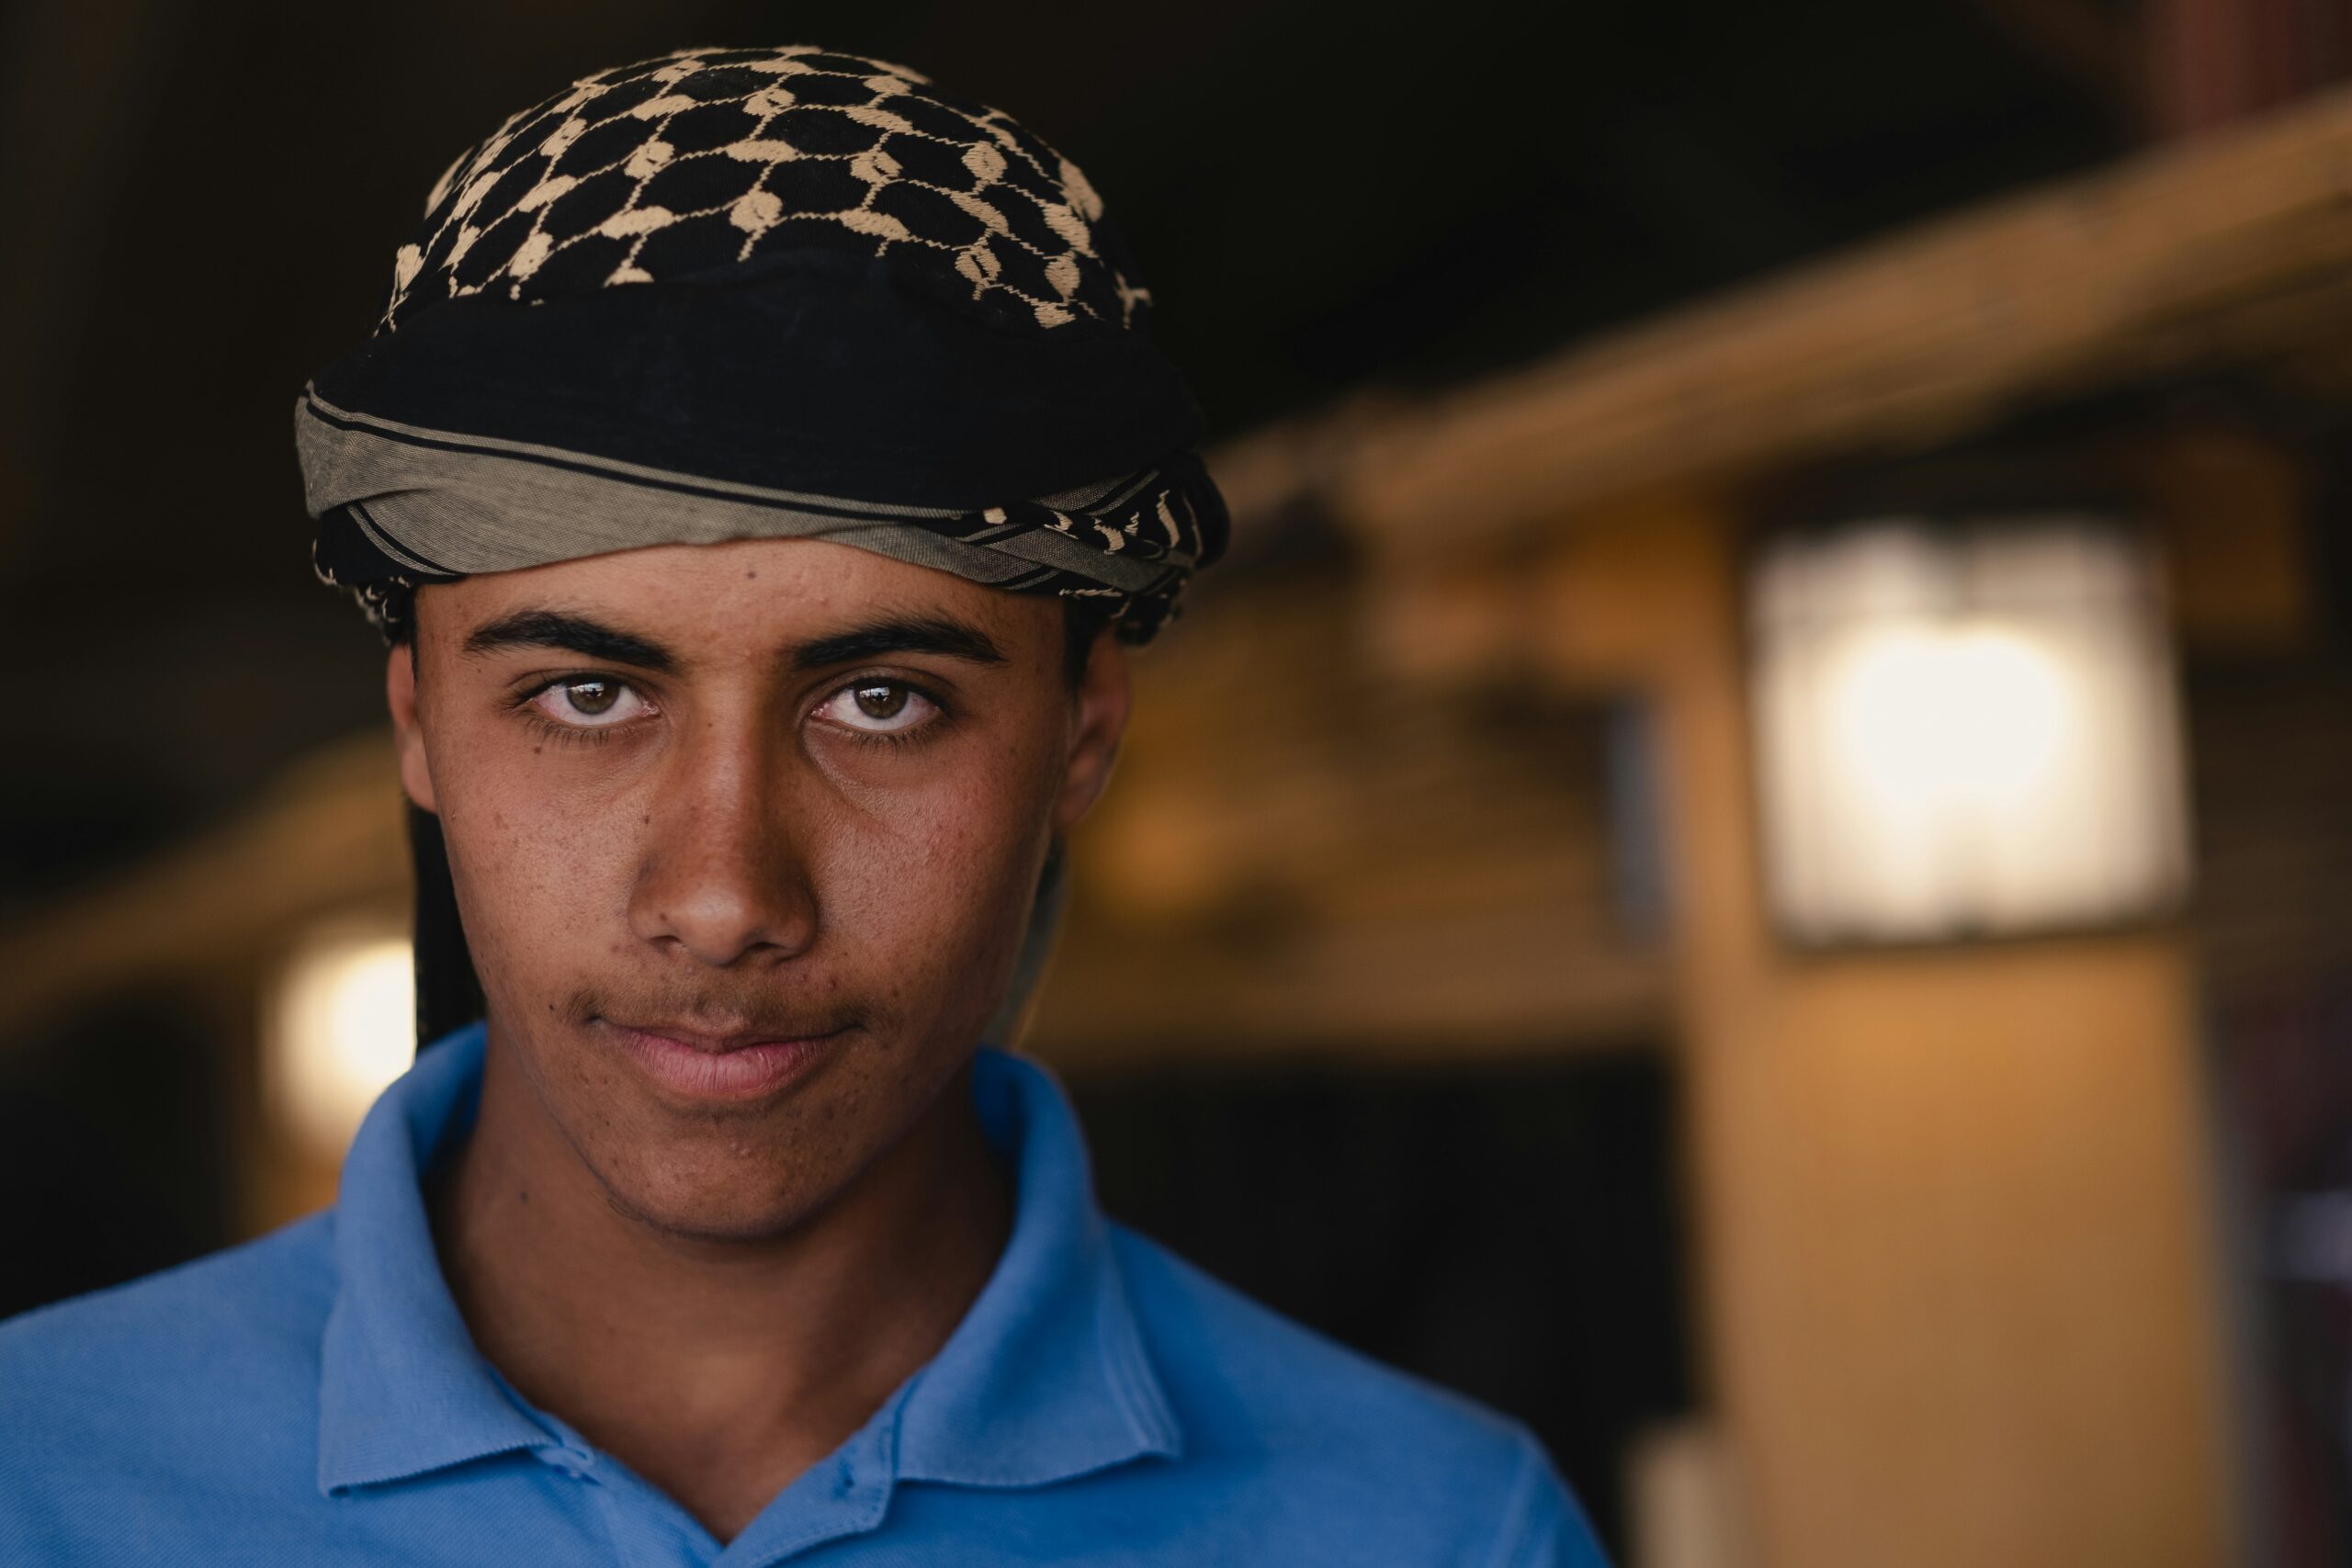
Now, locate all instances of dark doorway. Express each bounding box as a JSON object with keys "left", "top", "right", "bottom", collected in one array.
[{"left": 1073, "top": 1044, "right": 1695, "bottom": 1557}]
